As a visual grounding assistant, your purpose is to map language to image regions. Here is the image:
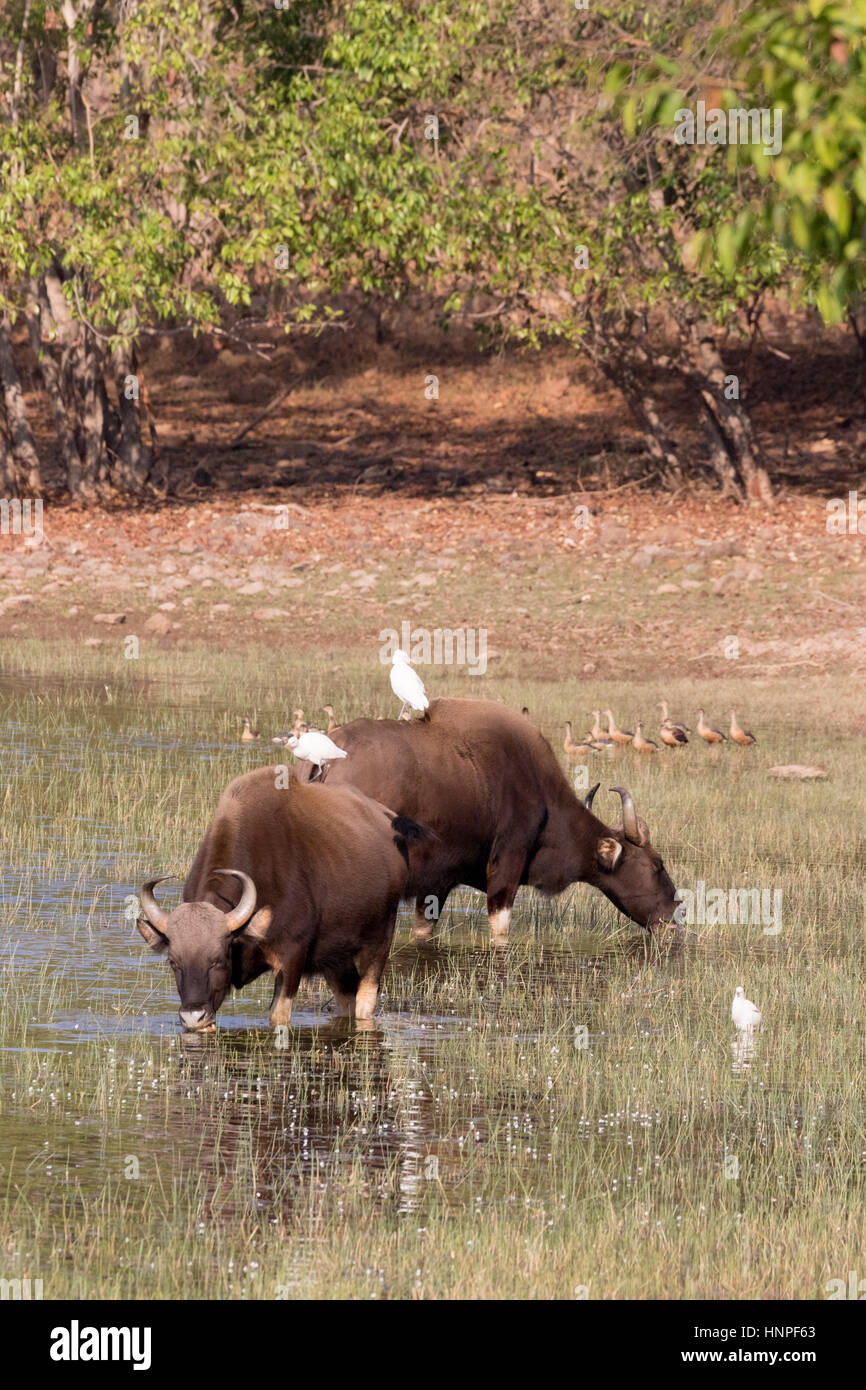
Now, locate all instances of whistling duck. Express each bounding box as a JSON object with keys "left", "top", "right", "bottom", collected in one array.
[
  {"left": 590, "top": 710, "right": 606, "bottom": 741},
  {"left": 564, "top": 721, "right": 591, "bottom": 759},
  {"left": 605, "top": 709, "right": 634, "bottom": 745},
  {"left": 696, "top": 709, "right": 726, "bottom": 744},
  {"left": 632, "top": 723, "right": 658, "bottom": 753},
  {"left": 241, "top": 717, "right": 260, "bottom": 742},
  {"left": 729, "top": 710, "right": 757, "bottom": 746},
  {"left": 291, "top": 708, "right": 305, "bottom": 736},
  {"left": 659, "top": 722, "right": 688, "bottom": 748},
  {"left": 323, "top": 704, "right": 338, "bottom": 733},
  {"left": 656, "top": 700, "right": 690, "bottom": 736}
]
